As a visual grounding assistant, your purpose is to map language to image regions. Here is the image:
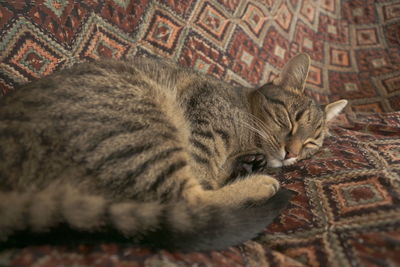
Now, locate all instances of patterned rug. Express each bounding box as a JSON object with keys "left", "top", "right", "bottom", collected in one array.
[{"left": 0, "top": 0, "right": 400, "bottom": 266}]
